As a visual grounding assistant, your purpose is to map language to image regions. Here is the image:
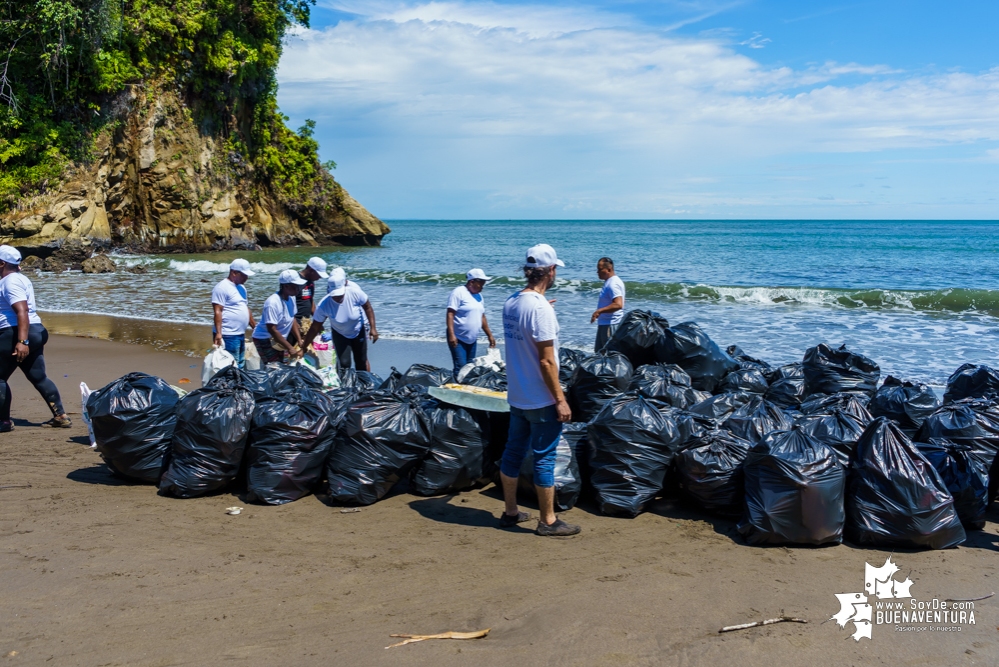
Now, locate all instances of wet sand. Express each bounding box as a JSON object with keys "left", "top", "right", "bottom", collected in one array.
[{"left": 1, "top": 334, "right": 998, "bottom": 666}]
